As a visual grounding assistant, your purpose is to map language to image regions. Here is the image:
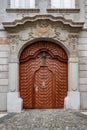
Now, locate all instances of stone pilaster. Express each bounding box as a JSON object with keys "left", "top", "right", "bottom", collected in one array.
[
  {"left": 7, "top": 60, "right": 23, "bottom": 113},
  {"left": 64, "top": 57, "right": 80, "bottom": 110}
]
